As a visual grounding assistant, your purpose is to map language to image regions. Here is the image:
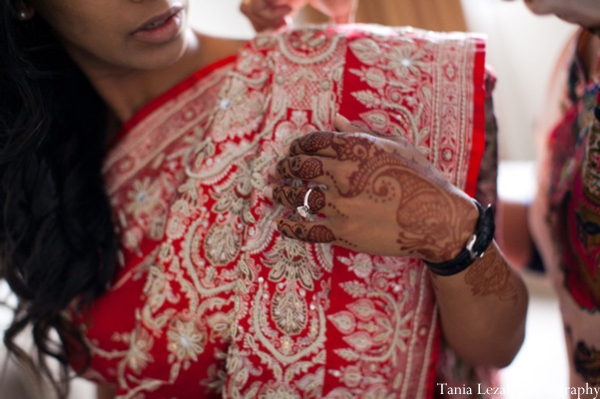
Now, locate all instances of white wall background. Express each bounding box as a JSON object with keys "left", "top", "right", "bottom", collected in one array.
[
  {"left": 189, "top": 0, "right": 255, "bottom": 39},
  {"left": 461, "top": 0, "right": 577, "bottom": 160}
]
